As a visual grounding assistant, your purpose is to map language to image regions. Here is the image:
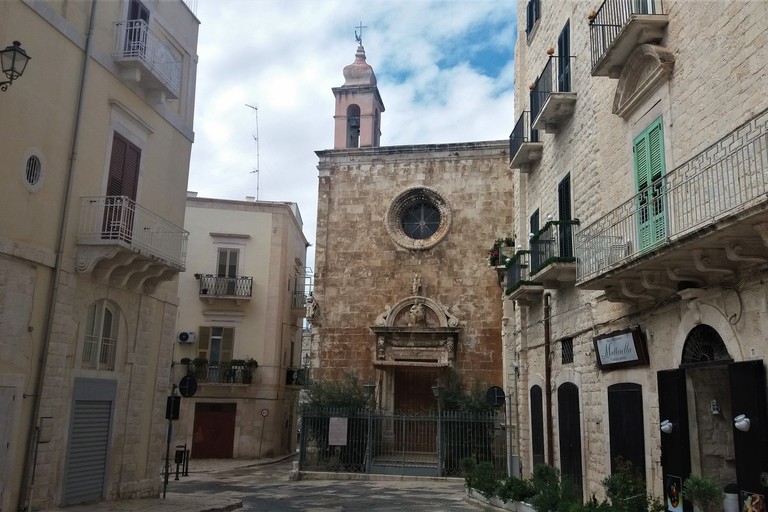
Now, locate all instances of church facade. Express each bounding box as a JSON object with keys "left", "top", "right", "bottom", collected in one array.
[{"left": 311, "top": 43, "right": 512, "bottom": 414}]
